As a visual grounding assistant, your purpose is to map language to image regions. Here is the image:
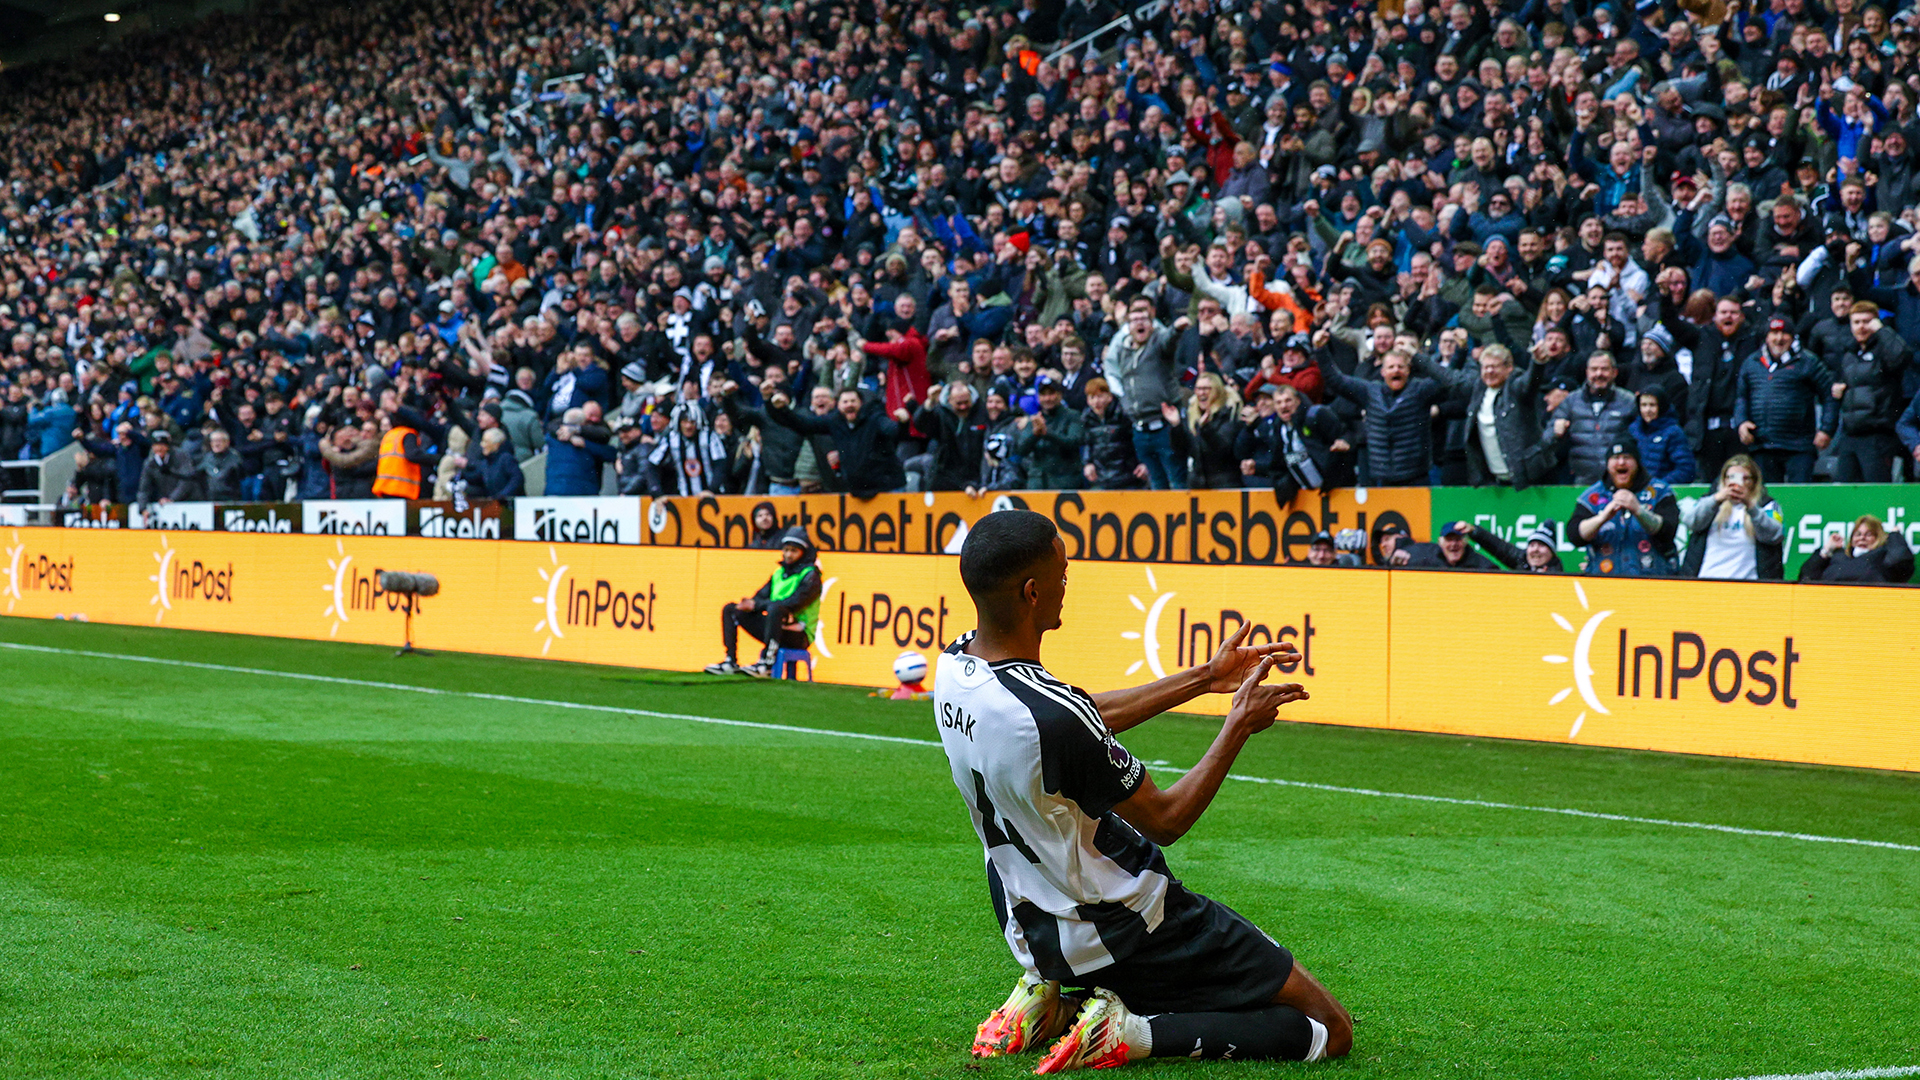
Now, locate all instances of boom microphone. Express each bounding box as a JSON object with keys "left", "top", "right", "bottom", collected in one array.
[{"left": 378, "top": 571, "right": 440, "bottom": 597}]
